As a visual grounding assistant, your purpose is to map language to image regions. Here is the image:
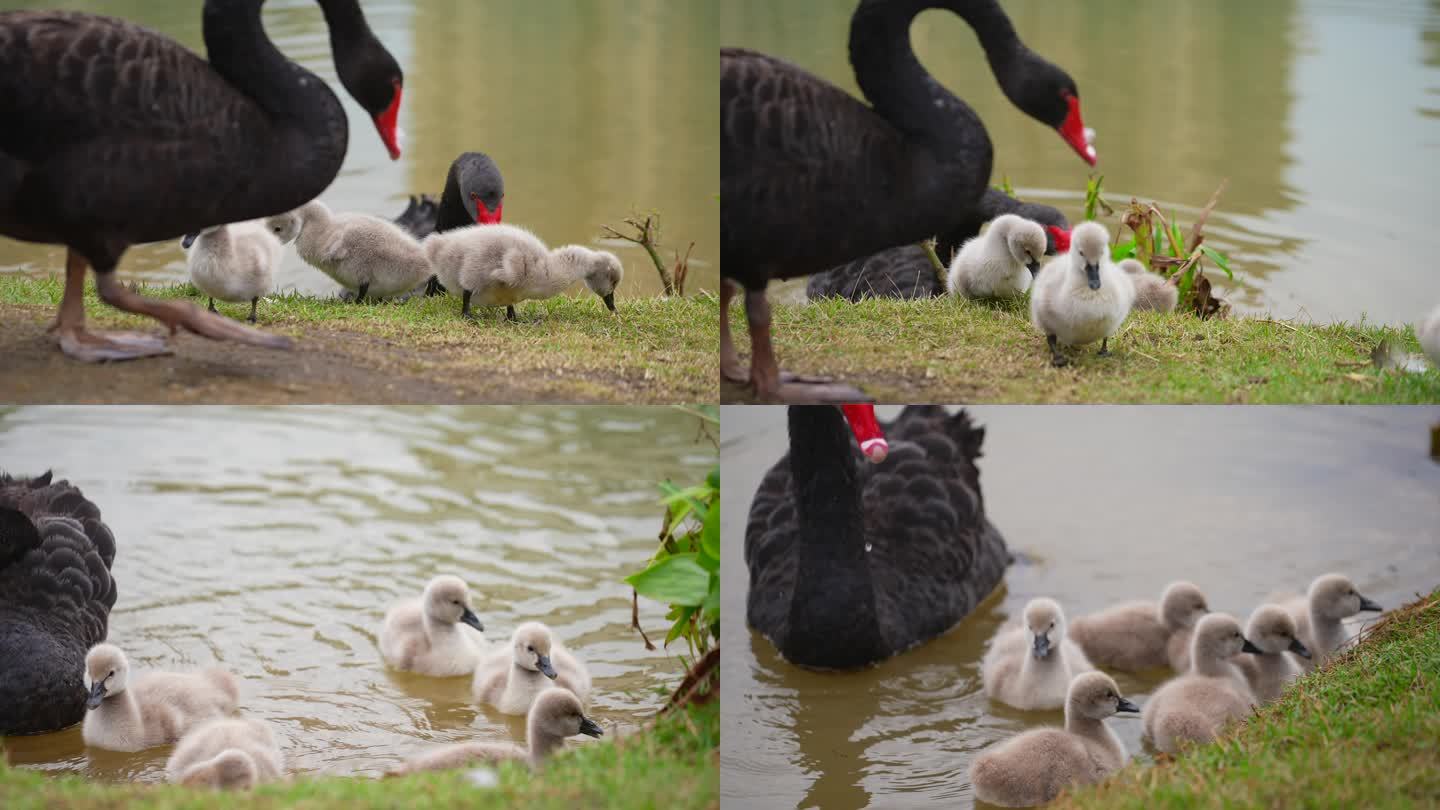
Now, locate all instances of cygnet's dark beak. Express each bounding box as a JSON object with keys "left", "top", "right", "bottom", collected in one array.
[
  {"left": 1288, "top": 637, "right": 1312, "bottom": 659},
  {"left": 1116, "top": 696, "right": 1141, "bottom": 713},
  {"left": 579, "top": 715, "right": 604, "bottom": 738},
  {"left": 180, "top": 233, "right": 199, "bottom": 249},
  {"left": 86, "top": 679, "right": 107, "bottom": 710},
  {"left": 1358, "top": 595, "right": 1382, "bottom": 612},
  {"left": 536, "top": 653, "right": 558, "bottom": 679},
  {"left": 1027, "top": 258, "right": 1041, "bottom": 276},
  {"left": 1241, "top": 637, "right": 1264, "bottom": 655},
  {"left": 460, "top": 607, "right": 484, "bottom": 633},
  {"left": 1085, "top": 263, "right": 1101, "bottom": 290},
  {"left": 602, "top": 292, "right": 617, "bottom": 312},
  {"left": 1031, "top": 632, "right": 1051, "bottom": 659}
]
